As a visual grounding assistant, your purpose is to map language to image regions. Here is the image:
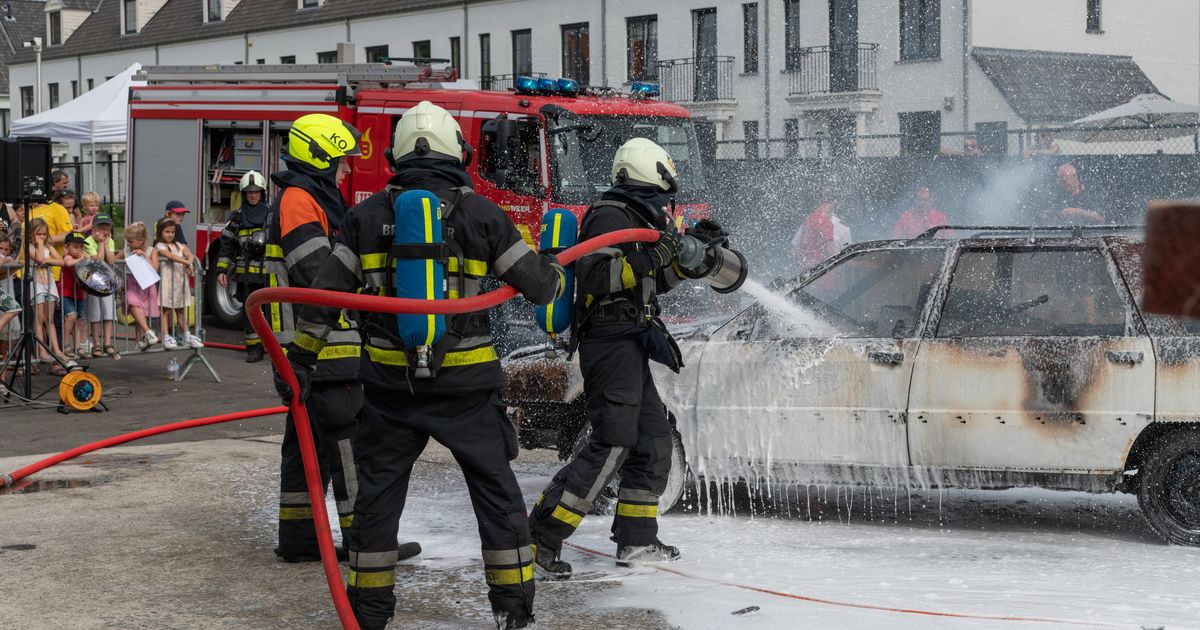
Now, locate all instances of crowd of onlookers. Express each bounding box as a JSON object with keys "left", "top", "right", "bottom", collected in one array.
[
  {"left": 0, "top": 170, "right": 203, "bottom": 382},
  {"left": 789, "top": 156, "right": 1107, "bottom": 269}
]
